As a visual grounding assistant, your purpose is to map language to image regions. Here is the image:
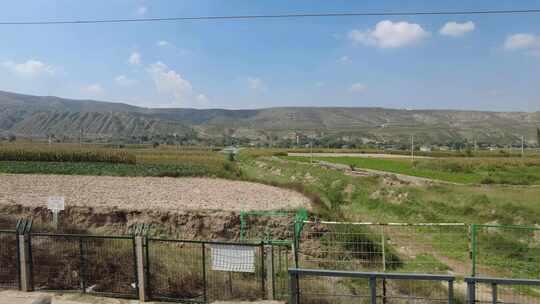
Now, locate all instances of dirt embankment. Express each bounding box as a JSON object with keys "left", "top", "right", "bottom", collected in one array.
[{"left": 0, "top": 204, "right": 297, "bottom": 240}]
